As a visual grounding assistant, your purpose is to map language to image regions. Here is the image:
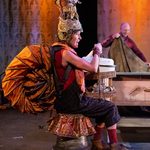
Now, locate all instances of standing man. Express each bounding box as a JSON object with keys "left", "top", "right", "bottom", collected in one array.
[
  {"left": 101, "top": 22, "right": 149, "bottom": 72},
  {"left": 102, "top": 22, "right": 147, "bottom": 62},
  {"left": 101, "top": 22, "right": 150, "bottom": 117}
]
